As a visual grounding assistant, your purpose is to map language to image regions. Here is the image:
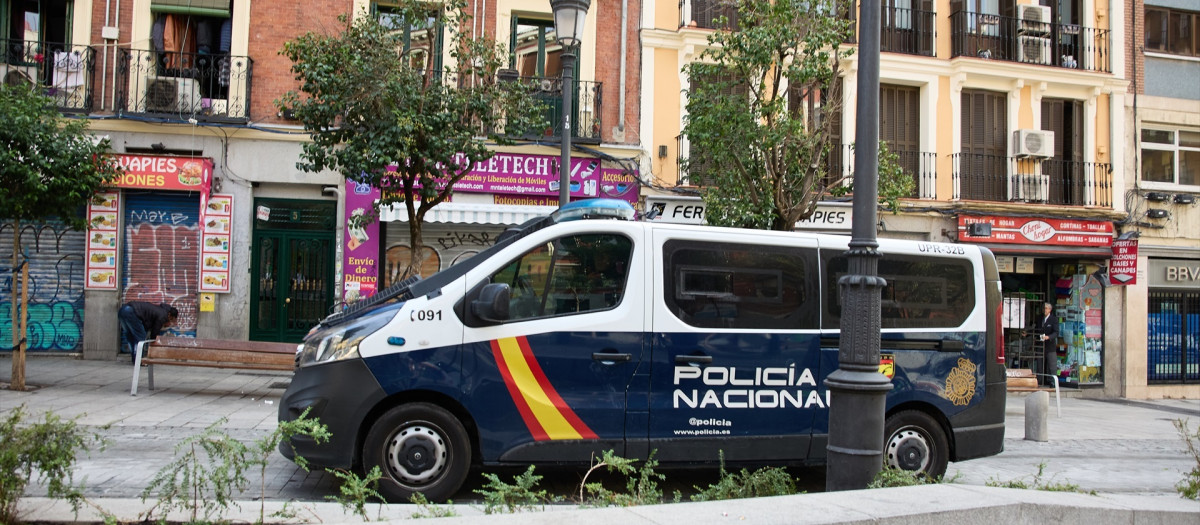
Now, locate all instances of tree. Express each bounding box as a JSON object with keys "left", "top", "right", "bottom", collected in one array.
[
  {"left": 1, "top": 84, "right": 122, "bottom": 391},
  {"left": 278, "top": 0, "right": 545, "bottom": 280},
  {"left": 682, "top": 0, "right": 912, "bottom": 230}
]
